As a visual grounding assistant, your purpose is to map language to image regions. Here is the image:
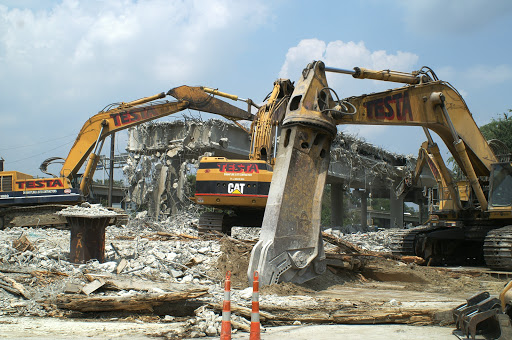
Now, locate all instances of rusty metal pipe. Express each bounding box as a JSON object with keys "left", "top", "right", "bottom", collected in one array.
[{"left": 68, "top": 216, "right": 110, "bottom": 263}]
